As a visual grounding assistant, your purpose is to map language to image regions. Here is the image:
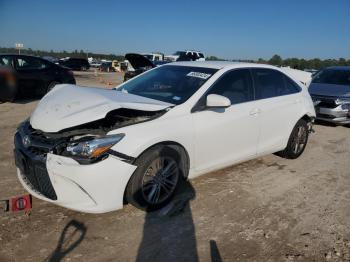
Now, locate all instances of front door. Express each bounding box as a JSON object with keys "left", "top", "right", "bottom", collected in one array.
[{"left": 192, "top": 69, "right": 260, "bottom": 173}]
